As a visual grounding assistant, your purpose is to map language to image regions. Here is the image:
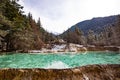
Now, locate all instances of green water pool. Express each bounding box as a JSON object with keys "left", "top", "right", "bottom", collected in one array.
[{"left": 0, "top": 51, "right": 120, "bottom": 69}]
